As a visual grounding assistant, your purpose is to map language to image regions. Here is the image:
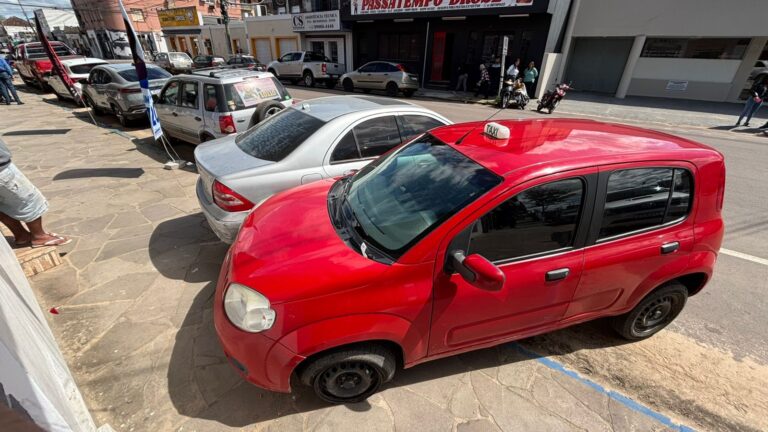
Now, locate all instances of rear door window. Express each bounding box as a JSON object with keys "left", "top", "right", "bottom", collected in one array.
[
  {"left": 599, "top": 168, "right": 693, "bottom": 239},
  {"left": 330, "top": 131, "right": 361, "bottom": 163},
  {"left": 235, "top": 109, "right": 326, "bottom": 162},
  {"left": 397, "top": 115, "right": 445, "bottom": 142},
  {"left": 203, "top": 84, "right": 218, "bottom": 112},
  {"left": 180, "top": 82, "right": 199, "bottom": 109},
  {"left": 352, "top": 116, "right": 402, "bottom": 158}
]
